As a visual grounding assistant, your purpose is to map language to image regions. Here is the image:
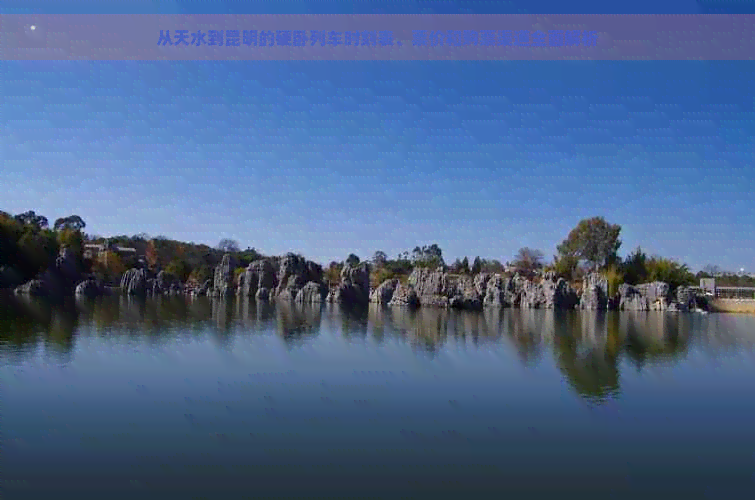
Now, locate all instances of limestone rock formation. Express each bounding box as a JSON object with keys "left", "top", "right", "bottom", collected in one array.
[
  {"left": 388, "top": 282, "right": 420, "bottom": 307},
  {"left": 522, "top": 273, "right": 579, "bottom": 309},
  {"left": 370, "top": 279, "right": 399, "bottom": 304},
  {"left": 636, "top": 282, "right": 671, "bottom": 311},
  {"left": 407, "top": 267, "right": 451, "bottom": 307},
  {"left": 121, "top": 268, "right": 147, "bottom": 296},
  {"left": 327, "top": 262, "right": 371, "bottom": 305},
  {"left": 14, "top": 247, "right": 83, "bottom": 298},
  {"left": 617, "top": 284, "right": 649, "bottom": 311},
  {"left": 239, "top": 259, "right": 278, "bottom": 298},
  {"left": 579, "top": 273, "right": 609, "bottom": 310},
  {"left": 255, "top": 287, "right": 270, "bottom": 301},
  {"left": 483, "top": 274, "right": 506, "bottom": 307},
  {"left": 447, "top": 274, "right": 482, "bottom": 310},
  {"left": 275, "top": 253, "right": 324, "bottom": 301},
  {"left": 212, "top": 254, "right": 237, "bottom": 297},
  {"left": 153, "top": 271, "right": 177, "bottom": 295},
  {"left": 75, "top": 278, "right": 102, "bottom": 298},
  {"left": 503, "top": 274, "right": 527, "bottom": 308},
  {"left": 473, "top": 273, "right": 492, "bottom": 297},
  {"left": 14, "top": 279, "right": 48, "bottom": 297}
]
